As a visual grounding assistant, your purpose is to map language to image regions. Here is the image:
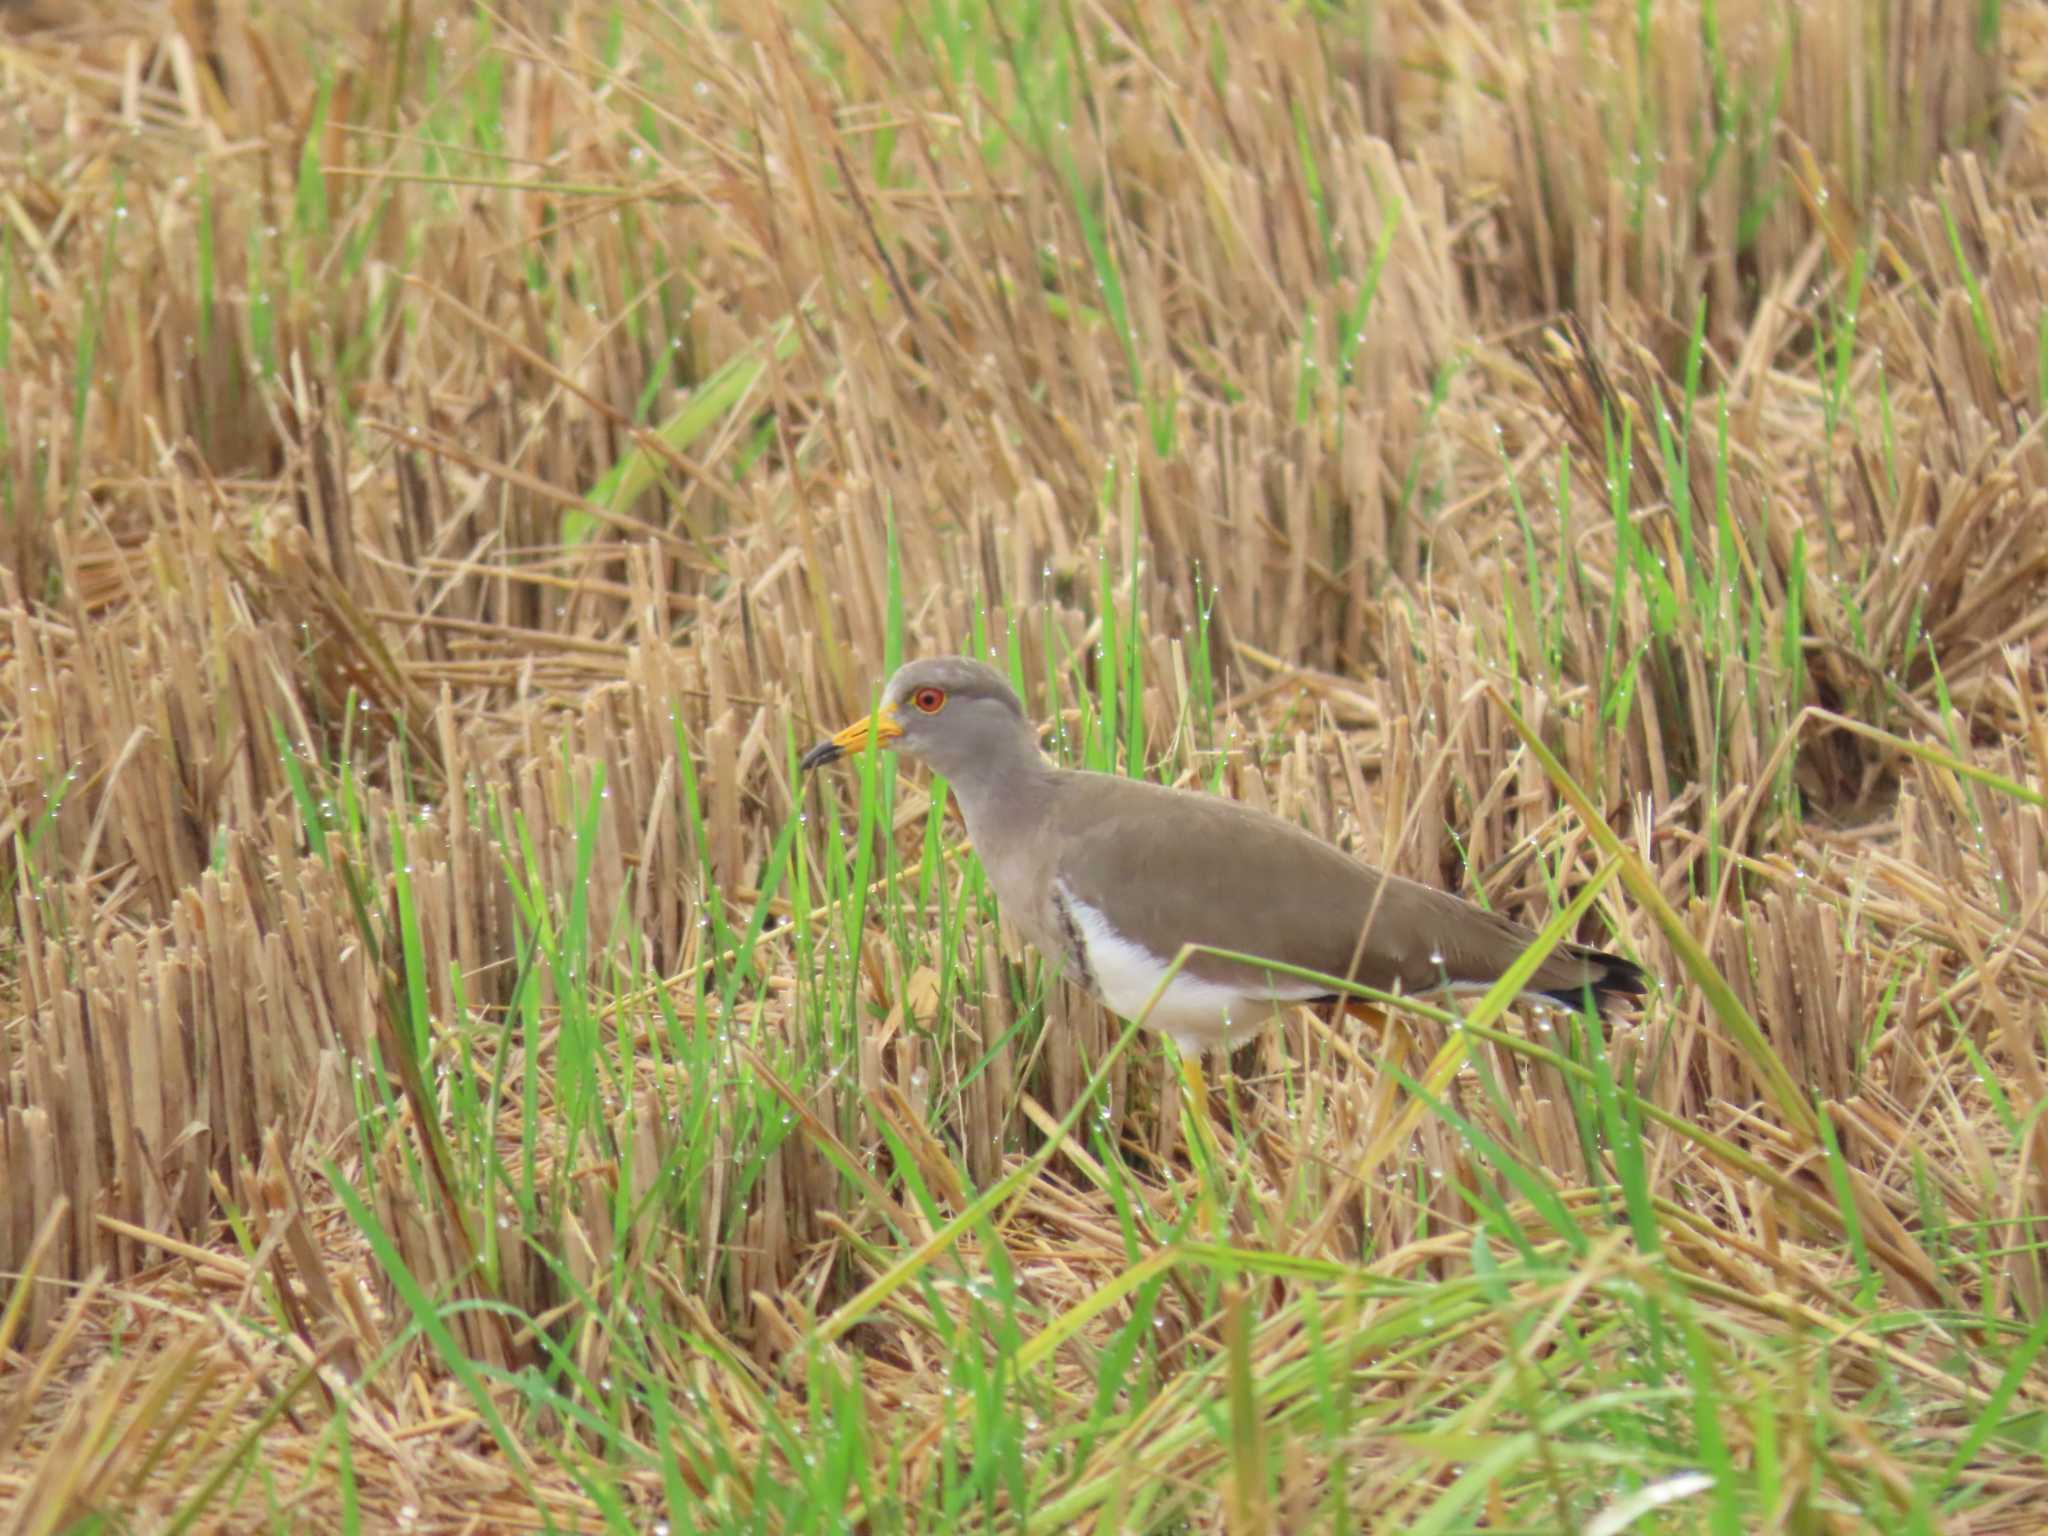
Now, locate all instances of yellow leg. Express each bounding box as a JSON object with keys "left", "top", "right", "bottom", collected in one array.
[
  {"left": 1179, "top": 1050, "right": 1210, "bottom": 1145},
  {"left": 1177, "top": 1045, "right": 1221, "bottom": 1235}
]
